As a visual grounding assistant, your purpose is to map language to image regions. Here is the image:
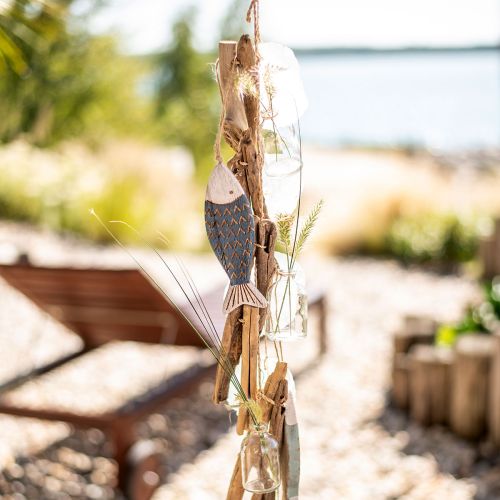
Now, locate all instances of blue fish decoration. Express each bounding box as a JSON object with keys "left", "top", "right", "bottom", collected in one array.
[{"left": 205, "top": 163, "right": 267, "bottom": 314}]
